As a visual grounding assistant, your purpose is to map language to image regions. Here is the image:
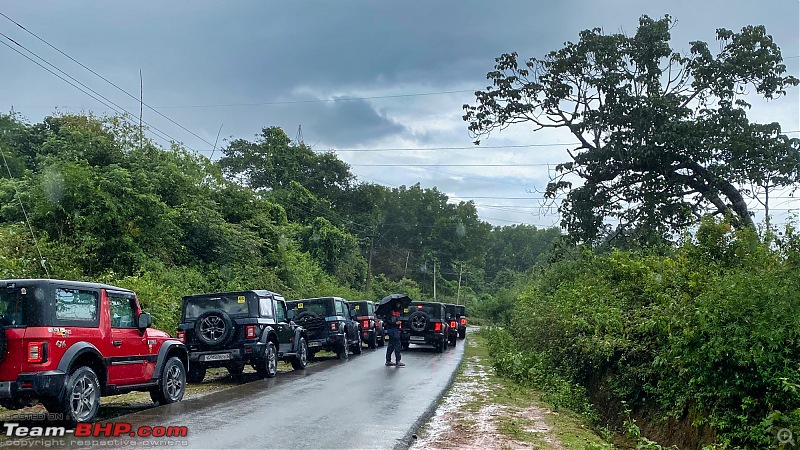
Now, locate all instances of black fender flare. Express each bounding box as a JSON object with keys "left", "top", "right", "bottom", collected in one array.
[
  {"left": 259, "top": 325, "right": 279, "bottom": 351},
  {"left": 152, "top": 340, "right": 188, "bottom": 380},
  {"left": 292, "top": 326, "right": 307, "bottom": 352},
  {"left": 57, "top": 342, "right": 105, "bottom": 383}
]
